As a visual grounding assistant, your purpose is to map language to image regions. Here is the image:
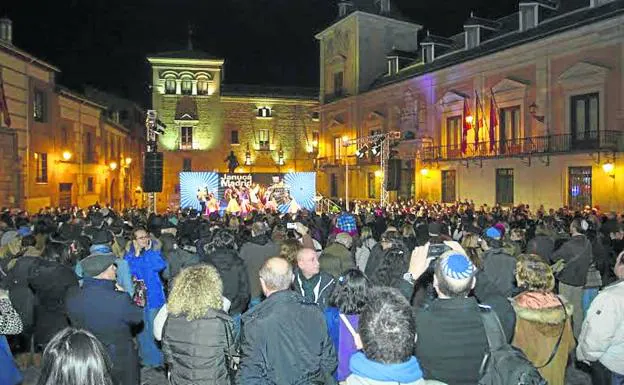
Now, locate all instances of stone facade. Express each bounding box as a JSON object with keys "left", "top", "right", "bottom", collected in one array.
[
  {"left": 315, "top": 0, "right": 624, "bottom": 211},
  {"left": 147, "top": 52, "right": 319, "bottom": 210}
]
